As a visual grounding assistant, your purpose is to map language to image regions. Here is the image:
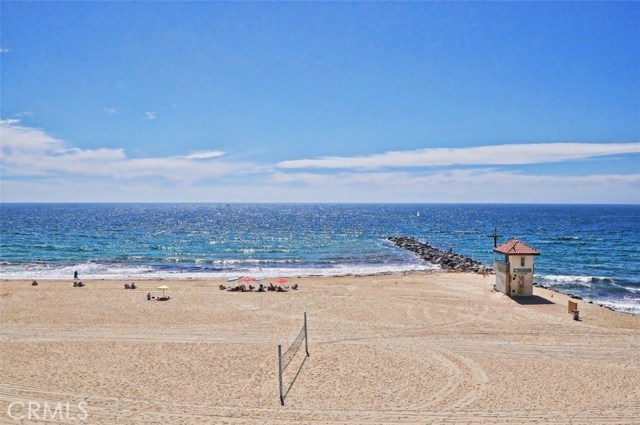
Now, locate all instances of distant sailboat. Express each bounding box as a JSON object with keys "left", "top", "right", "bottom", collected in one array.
[{"left": 416, "top": 211, "right": 420, "bottom": 217}]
